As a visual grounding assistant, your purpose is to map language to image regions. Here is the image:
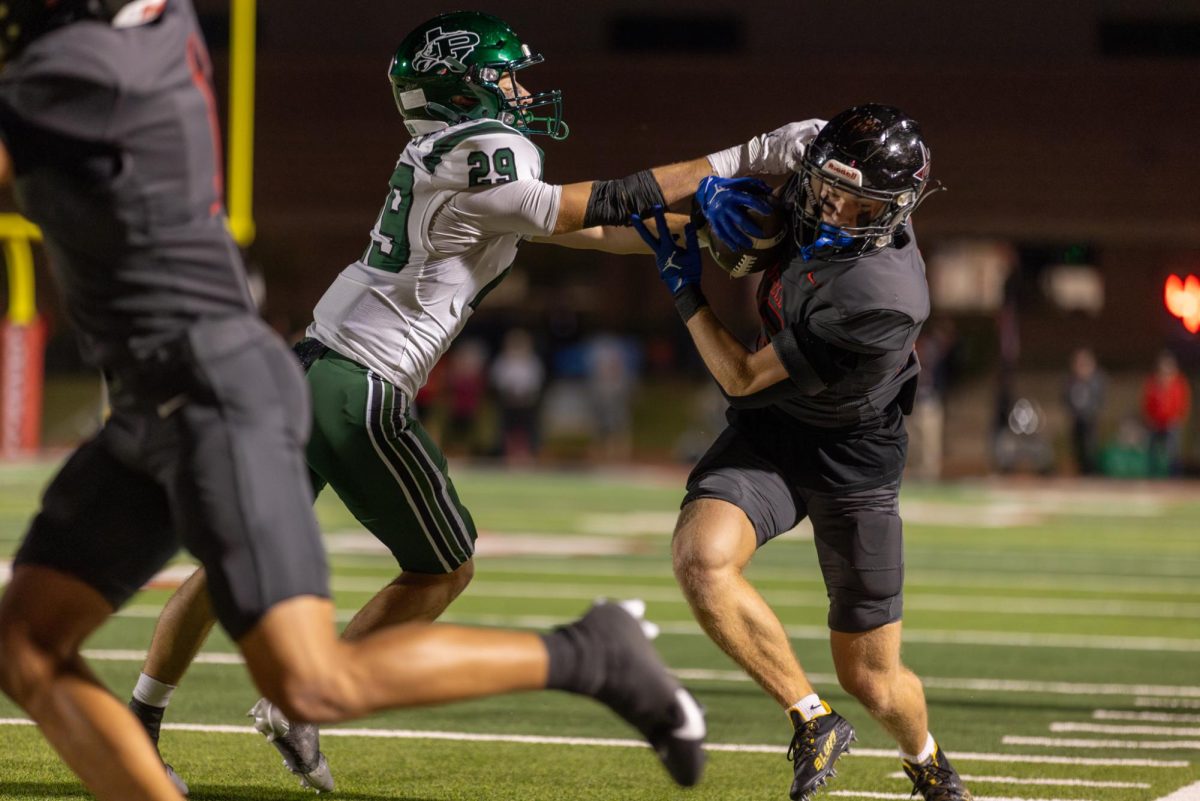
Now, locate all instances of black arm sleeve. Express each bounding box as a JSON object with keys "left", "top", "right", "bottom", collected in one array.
[{"left": 582, "top": 169, "right": 667, "bottom": 227}]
